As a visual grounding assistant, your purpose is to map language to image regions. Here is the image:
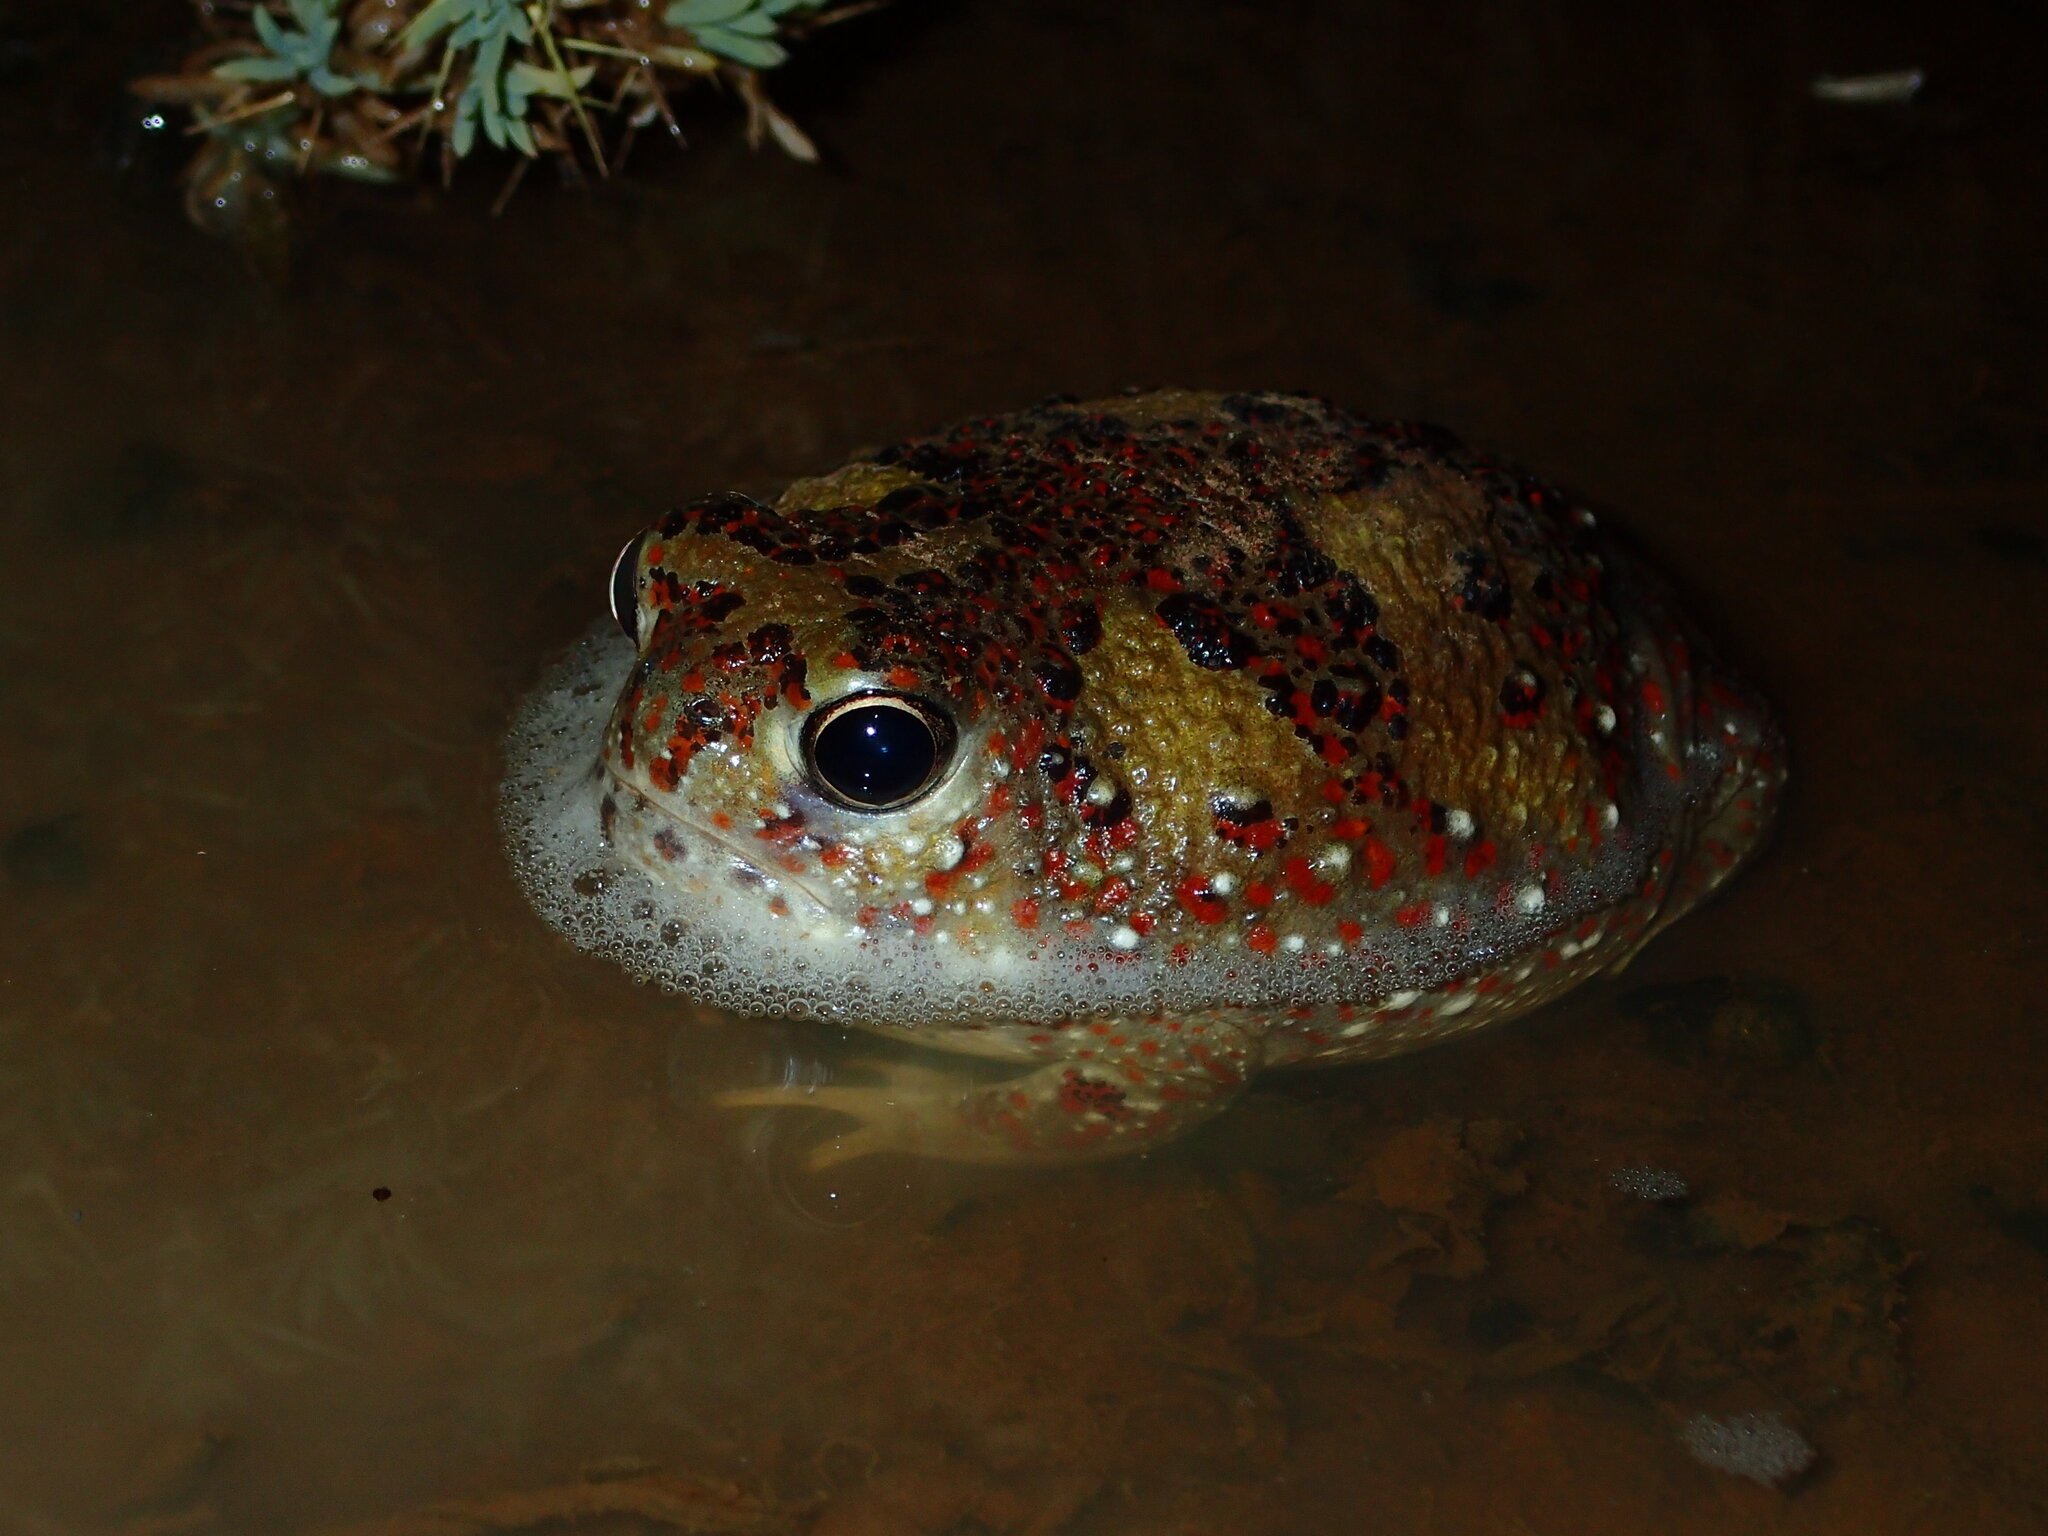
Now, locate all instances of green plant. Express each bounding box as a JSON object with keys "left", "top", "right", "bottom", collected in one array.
[
  {"left": 213, "top": 0, "right": 373, "bottom": 97},
  {"left": 132, "top": 0, "right": 869, "bottom": 234},
  {"left": 665, "top": 0, "right": 824, "bottom": 69}
]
